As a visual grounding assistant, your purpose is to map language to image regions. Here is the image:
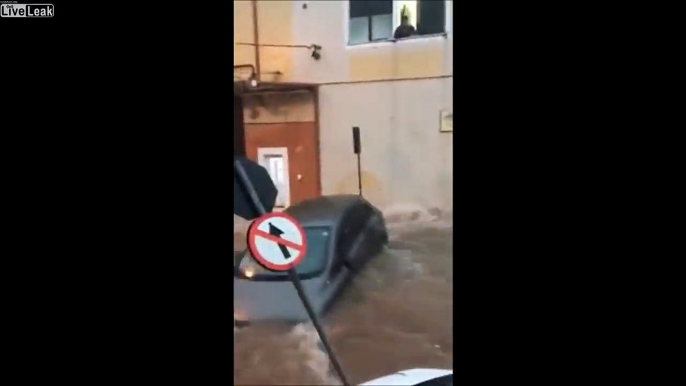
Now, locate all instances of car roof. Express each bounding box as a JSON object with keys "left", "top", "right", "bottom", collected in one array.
[{"left": 284, "top": 194, "right": 365, "bottom": 228}]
